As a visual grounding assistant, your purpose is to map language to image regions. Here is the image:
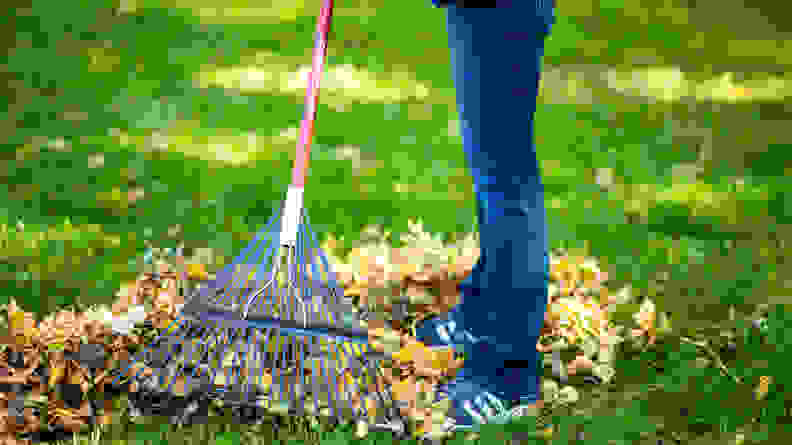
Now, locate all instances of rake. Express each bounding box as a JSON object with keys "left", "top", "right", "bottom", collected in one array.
[{"left": 110, "top": 0, "right": 407, "bottom": 434}]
